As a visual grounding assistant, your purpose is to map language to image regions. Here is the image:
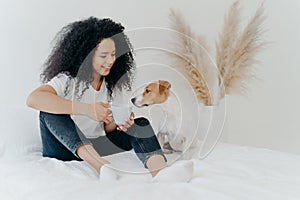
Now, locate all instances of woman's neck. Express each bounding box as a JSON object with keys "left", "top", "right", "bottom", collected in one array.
[{"left": 91, "top": 78, "right": 103, "bottom": 91}]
